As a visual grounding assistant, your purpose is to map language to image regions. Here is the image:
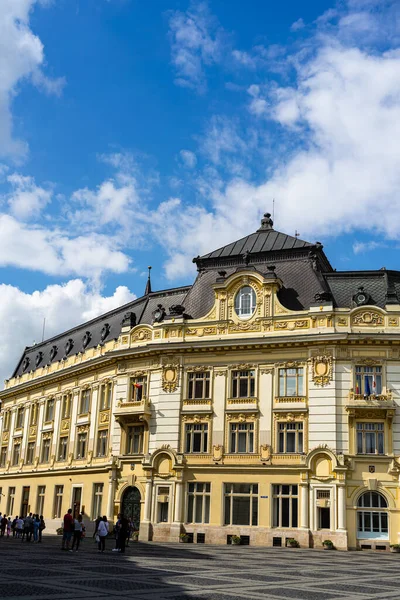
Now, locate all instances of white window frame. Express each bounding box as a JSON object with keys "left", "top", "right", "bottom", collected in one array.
[
  {"left": 234, "top": 286, "right": 256, "bottom": 319},
  {"left": 186, "top": 482, "right": 211, "bottom": 524},
  {"left": 272, "top": 484, "right": 299, "bottom": 528},
  {"left": 278, "top": 367, "right": 304, "bottom": 397}
]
